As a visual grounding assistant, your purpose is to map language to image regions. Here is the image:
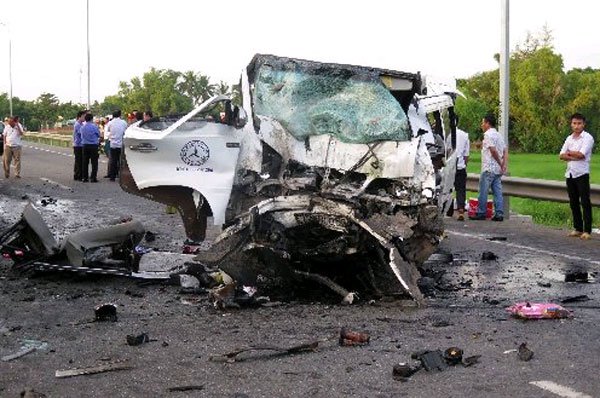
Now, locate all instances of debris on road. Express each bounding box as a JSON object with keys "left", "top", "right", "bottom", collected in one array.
[
  {"left": 517, "top": 343, "right": 534, "bottom": 361},
  {"left": 560, "top": 295, "right": 590, "bottom": 304},
  {"left": 443, "top": 347, "right": 463, "bottom": 365},
  {"left": 412, "top": 350, "right": 448, "bottom": 372},
  {"left": 411, "top": 347, "right": 479, "bottom": 373},
  {"left": 20, "top": 388, "right": 47, "bottom": 398},
  {"left": 481, "top": 251, "right": 498, "bottom": 261},
  {"left": 0, "top": 203, "right": 144, "bottom": 276},
  {"left": 506, "top": 302, "right": 572, "bottom": 319},
  {"left": 392, "top": 363, "right": 421, "bottom": 381},
  {"left": 95, "top": 304, "right": 118, "bottom": 322},
  {"left": 564, "top": 271, "right": 590, "bottom": 283},
  {"left": 167, "top": 386, "right": 205, "bottom": 392},
  {"left": 143, "top": 231, "right": 156, "bottom": 243},
  {"left": 462, "top": 355, "right": 481, "bottom": 367},
  {"left": 2, "top": 346, "right": 36, "bottom": 362},
  {"left": 126, "top": 333, "right": 151, "bottom": 346},
  {"left": 487, "top": 236, "right": 507, "bottom": 241},
  {"left": 339, "top": 327, "right": 370, "bottom": 346},
  {"left": 209, "top": 341, "right": 320, "bottom": 363},
  {"left": 537, "top": 281, "right": 552, "bottom": 288},
  {"left": 40, "top": 197, "right": 57, "bottom": 207},
  {"left": 55, "top": 359, "right": 133, "bottom": 378},
  {"left": 1, "top": 340, "right": 48, "bottom": 362}
]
